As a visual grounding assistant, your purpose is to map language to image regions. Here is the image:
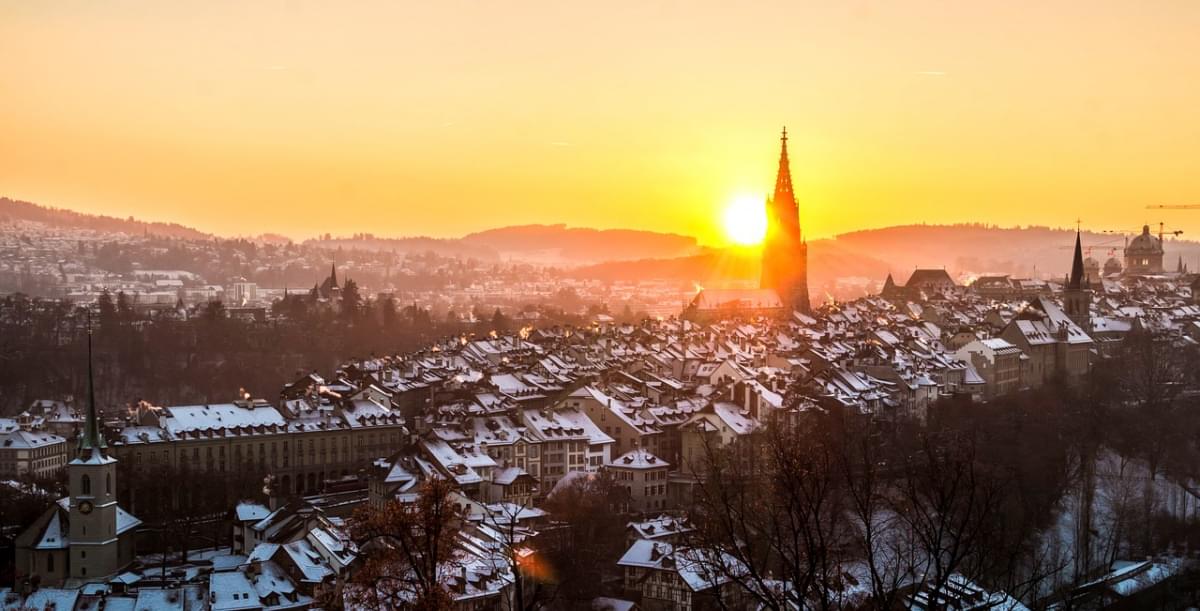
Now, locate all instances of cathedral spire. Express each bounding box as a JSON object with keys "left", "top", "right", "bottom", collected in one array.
[
  {"left": 1068, "top": 230, "right": 1085, "bottom": 290},
  {"left": 79, "top": 315, "right": 107, "bottom": 457},
  {"left": 773, "top": 126, "right": 795, "bottom": 210},
  {"left": 760, "top": 126, "right": 810, "bottom": 313}
]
